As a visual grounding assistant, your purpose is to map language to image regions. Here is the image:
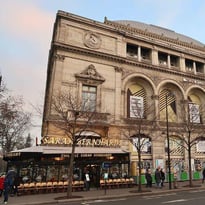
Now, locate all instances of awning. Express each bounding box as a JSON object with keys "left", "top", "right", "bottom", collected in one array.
[{"left": 9, "top": 146, "right": 128, "bottom": 155}]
